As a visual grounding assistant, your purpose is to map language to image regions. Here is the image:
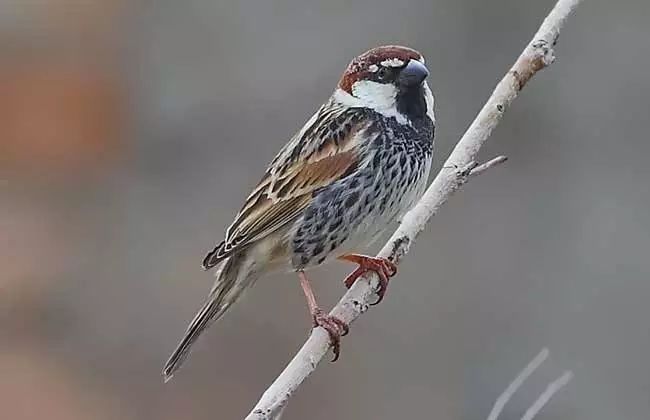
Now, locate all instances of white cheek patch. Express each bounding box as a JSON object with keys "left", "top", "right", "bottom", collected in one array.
[
  {"left": 346, "top": 81, "right": 408, "bottom": 125},
  {"left": 368, "top": 64, "right": 379, "bottom": 73},
  {"left": 333, "top": 73, "right": 434, "bottom": 127},
  {"left": 352, "top": 80, "right": 397, "bottom": 110},
  {"left": 380, "top": 58, "right": 405, "bottom": 68},
  {"left": 351, "top": 80, "right": 397, "bottom": 107}
]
